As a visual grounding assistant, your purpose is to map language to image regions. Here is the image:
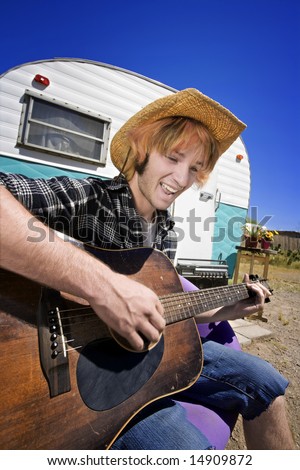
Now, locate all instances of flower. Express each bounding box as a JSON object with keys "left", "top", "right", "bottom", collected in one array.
[{"left": 260, "top": 227, "right": 278, "bottom": 241}]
